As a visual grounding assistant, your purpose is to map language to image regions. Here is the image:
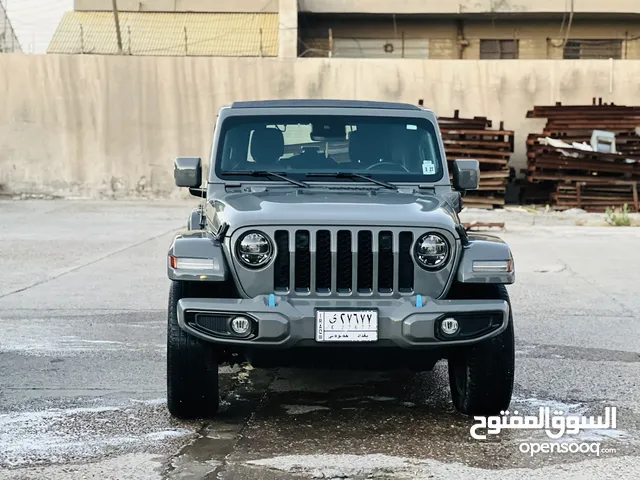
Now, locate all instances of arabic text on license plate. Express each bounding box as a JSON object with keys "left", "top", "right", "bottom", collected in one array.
[{"left": 315, "top": 310, "right": 378, "bottom": 342}]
